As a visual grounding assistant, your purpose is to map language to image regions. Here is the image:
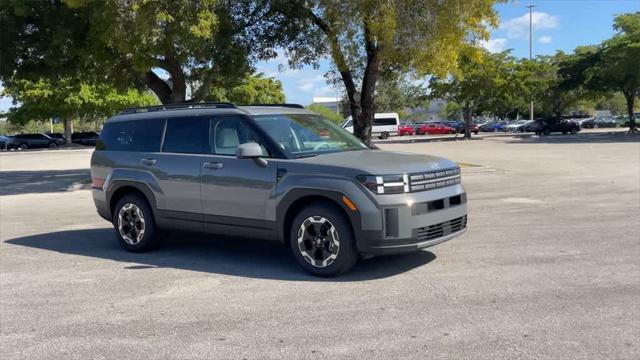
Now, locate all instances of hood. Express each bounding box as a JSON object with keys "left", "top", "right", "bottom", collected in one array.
[{"left": 296, "top": 149, "right": 457, "bottom": 175}]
